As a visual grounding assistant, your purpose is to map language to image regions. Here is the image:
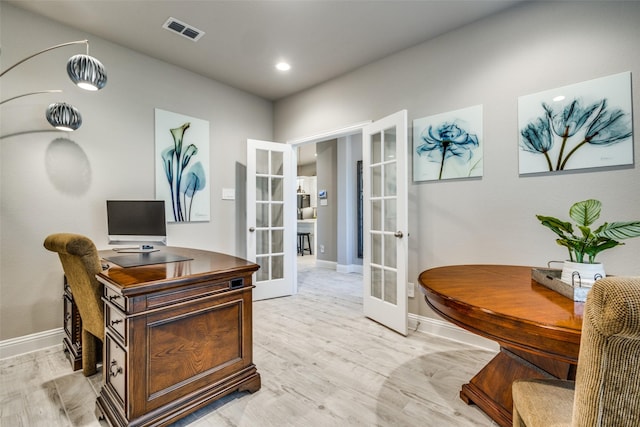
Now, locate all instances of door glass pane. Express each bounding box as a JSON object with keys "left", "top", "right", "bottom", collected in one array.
[
  {"left": 371, "top": 200, "right": 382, "bottom": 231},
  {"left": 271, "top": 204, "right": 283, "bottom": 227},
  {"left": 384, "top": 128, "right": 396, "bottom": 161},
  {"left": 384, "top": 199, "right": 396, "bottom": 231},
  {"left": 256, "top": 256, "right": 269, "bottom": 282},
  {"left": 271, "top": 177, "right": 283, "bottom": 201},
  {"left": 272, "top": 229, "right": 283, "bottom": 253},
  {"left": 384, "top": 234, "right": 397, "bottom": 268},
  {"left": 371, "top": 233, "right": 382, "bottom": 265},
  {"left": 271, "top": 151, "right": 283, "bottom": 175},
  {"left": 256, "top": 149, "right": 269, "bottom": 174},
  {"left": 272, "top": 255, "right": 284, "bottom": 279},
  {"left": 256, "top": 230, "right": 269, "bottom": 255},
  {"left": 371, "top": 132, "right": 382, "bottom": 164},
  {"left": 385, "top": 162, "right": 396, "bottom": 197},
  {"left": 384, "top": 269, "right": 397, "bottom": 304},
  {"left": 371, "top": 266, "right": 382, "bottom": 299},
  {"left": 256, "top": 203, "right": 268, "bottom": 227},
  {"left": 256, "top": 176, "right": 268, "bottom": 201},
  {"left": 371, "top": 165, "right": 381, "bottom": 197}
]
